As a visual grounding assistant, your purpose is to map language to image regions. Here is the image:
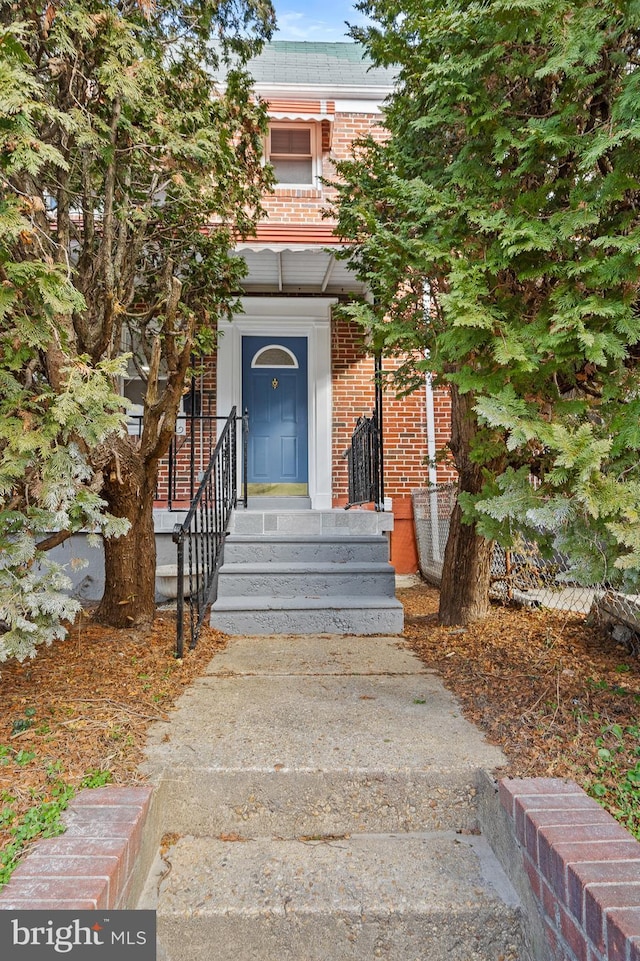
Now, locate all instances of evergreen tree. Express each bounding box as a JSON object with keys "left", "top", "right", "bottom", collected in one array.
[
  {"left": 1, "top": 0, "right": 274, "bottom": 633},
  {"left": 333, "top": 0, "right": 640, "bottom": 624},
  {"left": 0, "top": 21, "right": 127, "bottom": 658}
]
